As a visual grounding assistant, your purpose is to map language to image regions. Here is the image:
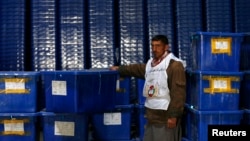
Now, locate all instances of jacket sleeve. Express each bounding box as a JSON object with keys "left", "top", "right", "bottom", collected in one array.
[
  {"left": 118, "top": 63, "right": 146, "bottom": 79},
  {"left": 167, "top": 61, "right": 186, "bottom": 118}
]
